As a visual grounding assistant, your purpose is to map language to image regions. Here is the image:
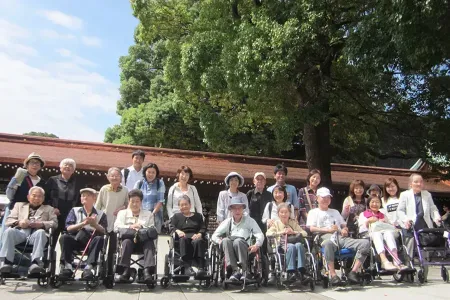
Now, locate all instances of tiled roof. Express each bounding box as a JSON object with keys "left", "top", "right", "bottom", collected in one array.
[{"left": 0, "top": 133, "right": 448, "bottom": 194}]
